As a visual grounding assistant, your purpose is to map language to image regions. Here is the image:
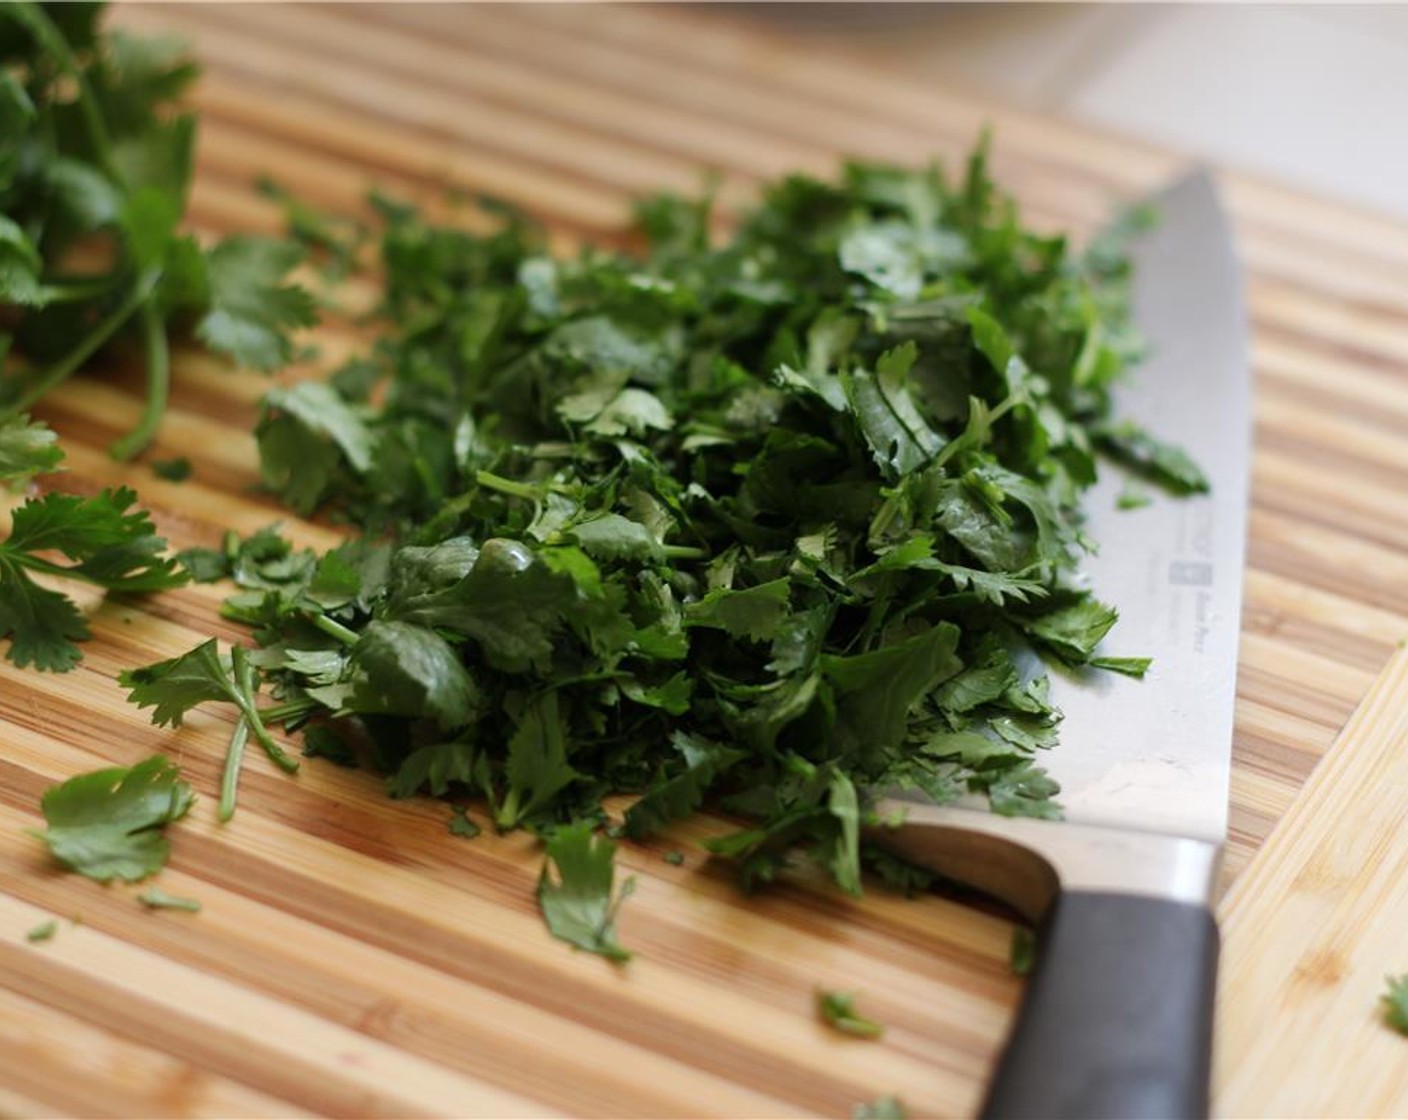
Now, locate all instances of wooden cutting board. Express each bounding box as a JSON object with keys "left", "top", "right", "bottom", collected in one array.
[{"left": 4, "top": 4, "right": 1408, "bottom": 1116}]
